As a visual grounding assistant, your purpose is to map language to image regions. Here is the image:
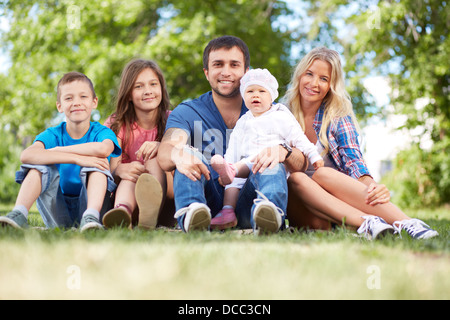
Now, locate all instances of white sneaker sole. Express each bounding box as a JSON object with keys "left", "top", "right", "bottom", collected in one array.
[
  {"left": 253, "top": 204, "right": 280, "bottom": 233},
  {"left": 0, "top": 217, "right": 22, "bottom": 229},
  {"left": 80, "top": 222, "right": 104, "bottom": 232},
  {"left": 185, "top": 206, "right": 211, "bottom": 232}
]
